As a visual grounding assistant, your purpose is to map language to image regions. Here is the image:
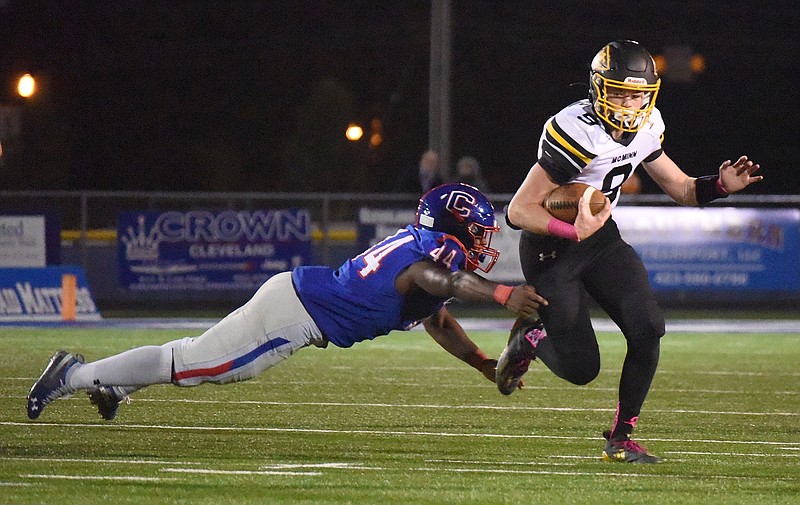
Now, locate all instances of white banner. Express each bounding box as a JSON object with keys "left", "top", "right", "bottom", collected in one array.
[
  {"left": 0, "top": 216, "right": 46, "bottom": 267},
  {"left": 483, "top": 212, "right": 523, "bottom": 283}
]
